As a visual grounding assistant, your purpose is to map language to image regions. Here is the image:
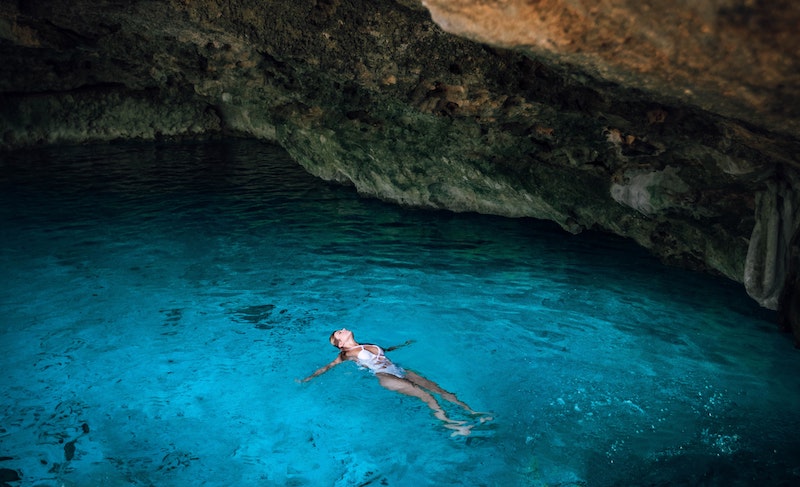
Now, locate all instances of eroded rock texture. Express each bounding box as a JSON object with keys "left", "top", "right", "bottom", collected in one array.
[{"left": 0, "top": 1, "right": 798, "bottom": 332}]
